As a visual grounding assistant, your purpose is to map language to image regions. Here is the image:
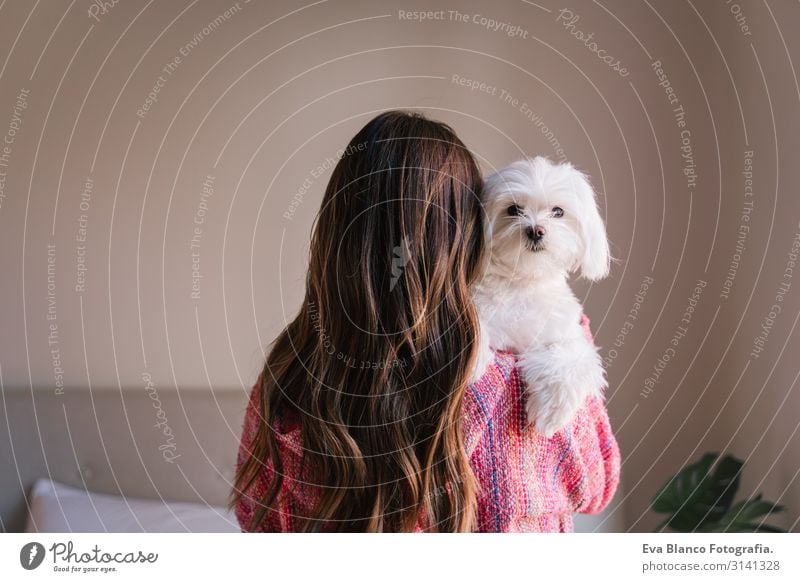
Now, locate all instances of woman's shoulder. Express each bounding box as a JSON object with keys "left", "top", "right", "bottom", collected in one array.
[{"left": 462, "top": 313, "right": 621, "bottom": 531}]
